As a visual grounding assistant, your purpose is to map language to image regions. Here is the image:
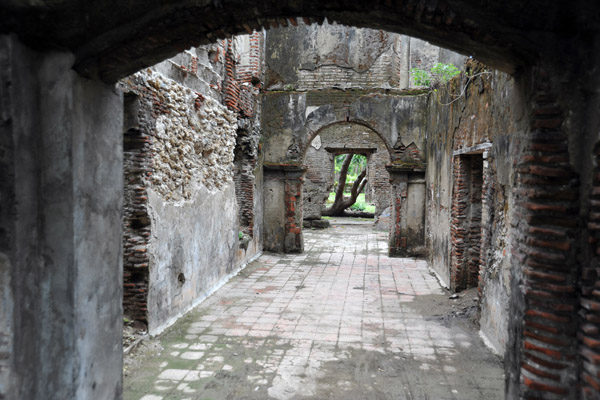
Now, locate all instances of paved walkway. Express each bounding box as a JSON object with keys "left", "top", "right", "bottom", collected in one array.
[{"left": 124, "top": 219, "right": 504, "bottom": 400}]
